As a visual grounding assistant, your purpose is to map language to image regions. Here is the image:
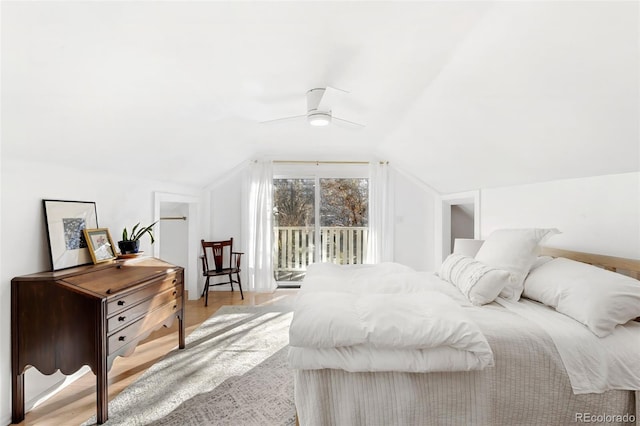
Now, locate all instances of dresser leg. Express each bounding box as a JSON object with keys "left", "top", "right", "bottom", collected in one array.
[
  {"left": 11, "top": 371, "right": 25, "bottom": 423},
  {"left": 96, "top": 368, "right": 108, "bottom": 424},
  {"left": 178, "top": 313, "right": 185, "bottom": 349}
]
